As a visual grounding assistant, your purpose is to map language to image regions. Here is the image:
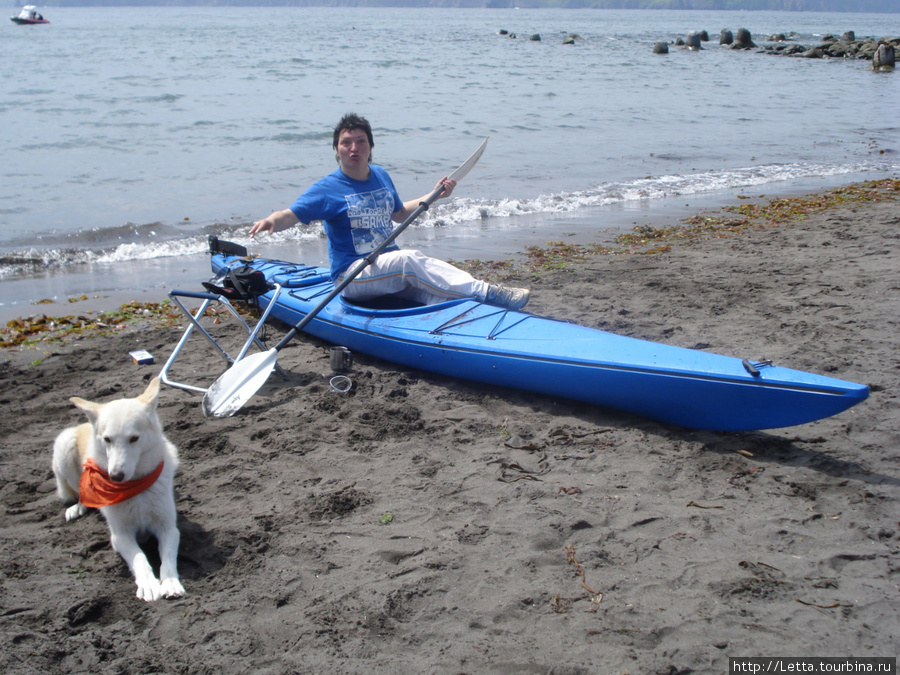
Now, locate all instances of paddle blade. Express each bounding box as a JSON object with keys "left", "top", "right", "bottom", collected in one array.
[
  {"left": 449, "top": 137, "right": 487, "bottom": 183},
  {"left": 202, "top": 349, "right": 278, "bottom": 417}
]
